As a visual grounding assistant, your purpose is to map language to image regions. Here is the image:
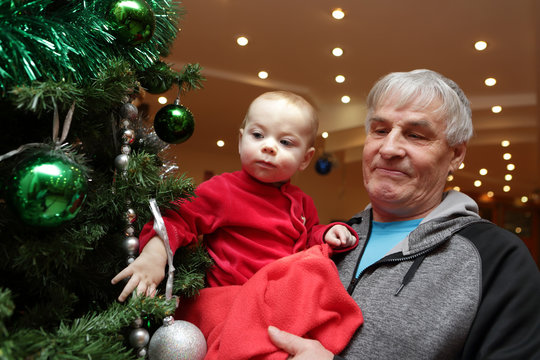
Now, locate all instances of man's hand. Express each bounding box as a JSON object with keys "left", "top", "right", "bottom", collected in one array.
[
  {"left": 324, "top": 224, "right": 357, "bottom": 248},
  {"left": 268, "top": 326, "right": 334, "bottom": 360}
]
